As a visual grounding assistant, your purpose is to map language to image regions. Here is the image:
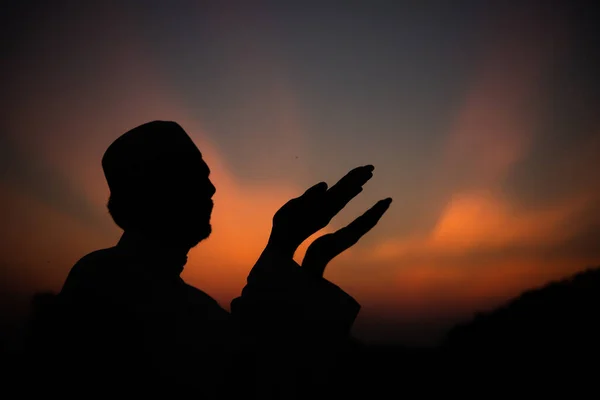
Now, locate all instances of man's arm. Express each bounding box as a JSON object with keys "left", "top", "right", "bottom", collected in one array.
[
  {"left": 231, "top": 245, "right": 360, "bottom": 348},
  {"left": 228, "top": 166, "right": 392, "bottom": 395},
  {"left": 229, "top": 247, "right": 361, "bottom": 398},
  {"left": 232, "top": 166, "right": 391, "bottom": 346}
]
